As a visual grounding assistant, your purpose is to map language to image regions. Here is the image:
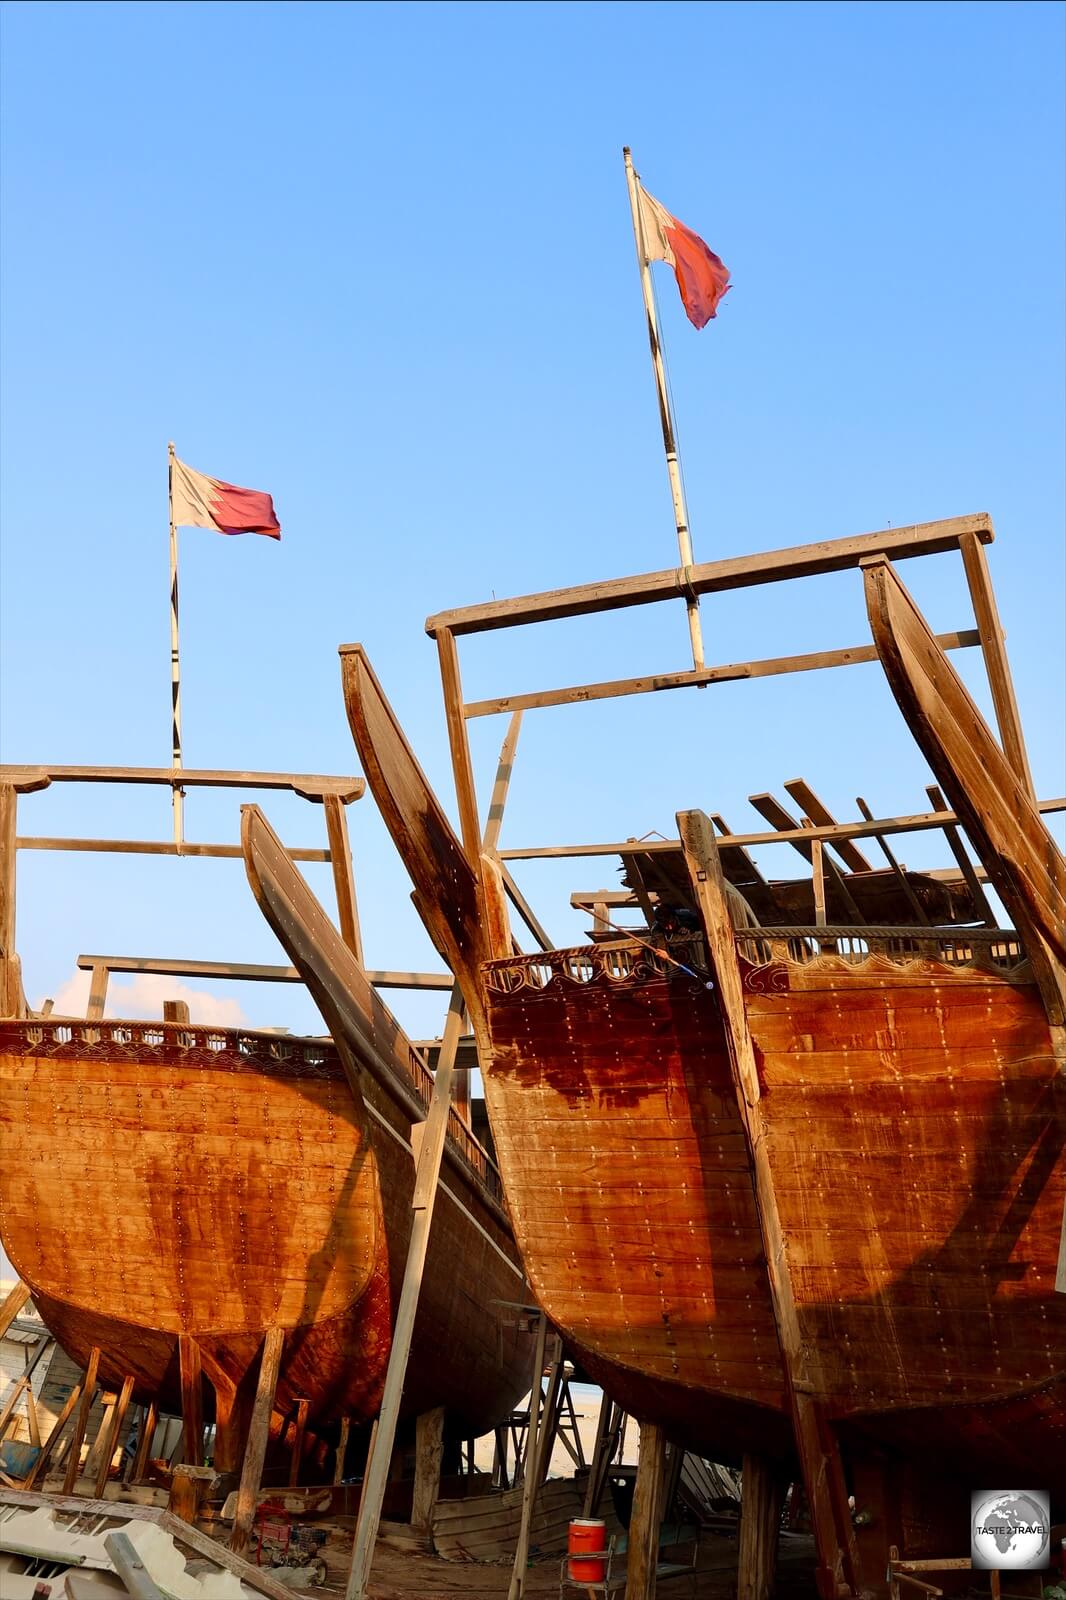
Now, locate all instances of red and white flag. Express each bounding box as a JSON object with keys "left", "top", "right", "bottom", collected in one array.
[
  {"left": 635, "top": 181, "right": 730, "bottom": 330},
  {"left": 171, "top": 455, "right": 281, "bottom": 540}
]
